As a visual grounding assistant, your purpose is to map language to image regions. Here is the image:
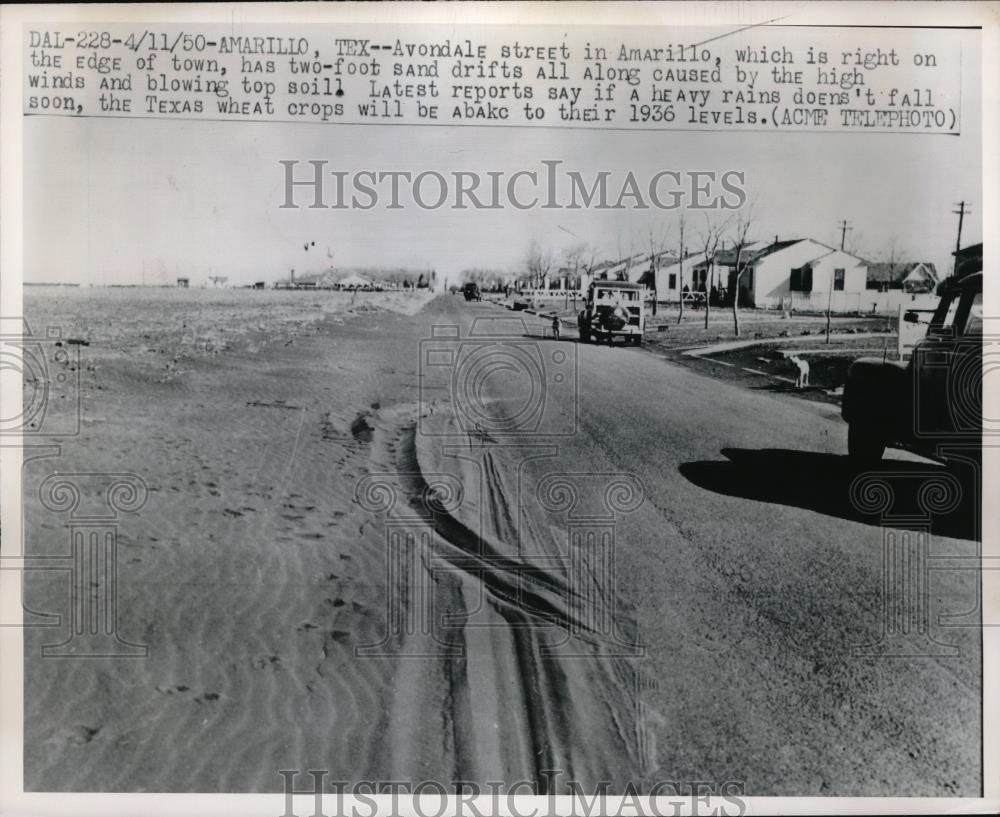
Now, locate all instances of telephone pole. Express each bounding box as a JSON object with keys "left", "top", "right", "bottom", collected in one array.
[
  {"left": 837, "top": 220, "right": 852, "bottom": 251},
  {"left": 952, "top": 201, "right": 970, "bottom": 276}
]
